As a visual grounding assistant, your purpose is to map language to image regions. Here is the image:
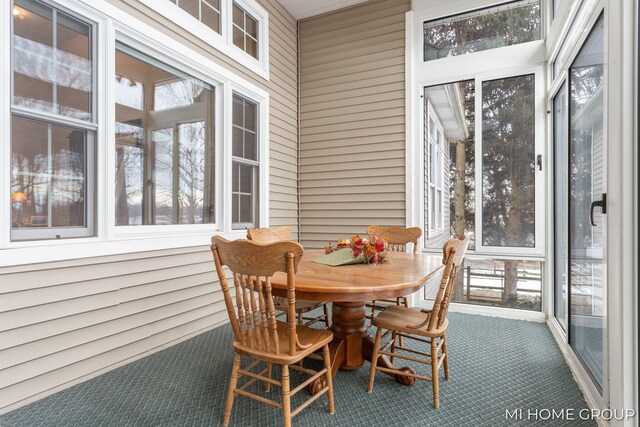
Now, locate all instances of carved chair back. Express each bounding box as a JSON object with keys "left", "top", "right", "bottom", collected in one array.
[
  {"left": 428, "top": 235, "right": 469, "bottom": 331},
  {"left": 367, "top": 225, "right": 422, "bottom": 253},
  {"left": 211, "top": 236, "right": 304, "bottom": 356},
  {"left": 246, "top": 226, "right": 293, "bottom": 244}
]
